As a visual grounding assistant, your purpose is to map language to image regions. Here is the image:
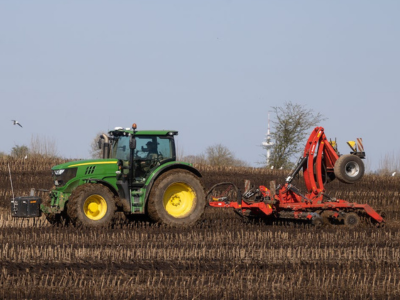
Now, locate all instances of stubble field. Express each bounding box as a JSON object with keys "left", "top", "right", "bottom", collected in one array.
[{"left": 1, "top": 158, "right": 400, "bottom": 299}]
